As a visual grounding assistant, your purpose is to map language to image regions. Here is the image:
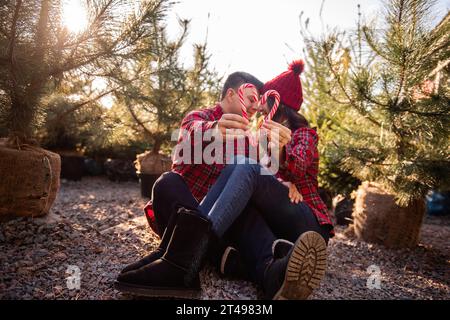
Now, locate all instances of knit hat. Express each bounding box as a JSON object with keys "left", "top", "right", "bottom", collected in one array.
[{"left": 261, "top": 59, "right": 304, "bottom": 111}]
